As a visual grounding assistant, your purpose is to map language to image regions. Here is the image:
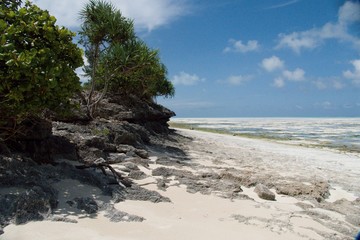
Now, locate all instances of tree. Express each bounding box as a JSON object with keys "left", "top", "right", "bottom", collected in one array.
[
  {"left": 103, "top": 39, "right": 175, "bottom": 99},
  {"left": 0, "top": 0, "right": 83, "bottom": 139},
  {"left": 79, "top": 0, "right": 135, "bottom": 118},
  {"left": 79, "top": 0, "right": 174, "bottom": 118}
]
